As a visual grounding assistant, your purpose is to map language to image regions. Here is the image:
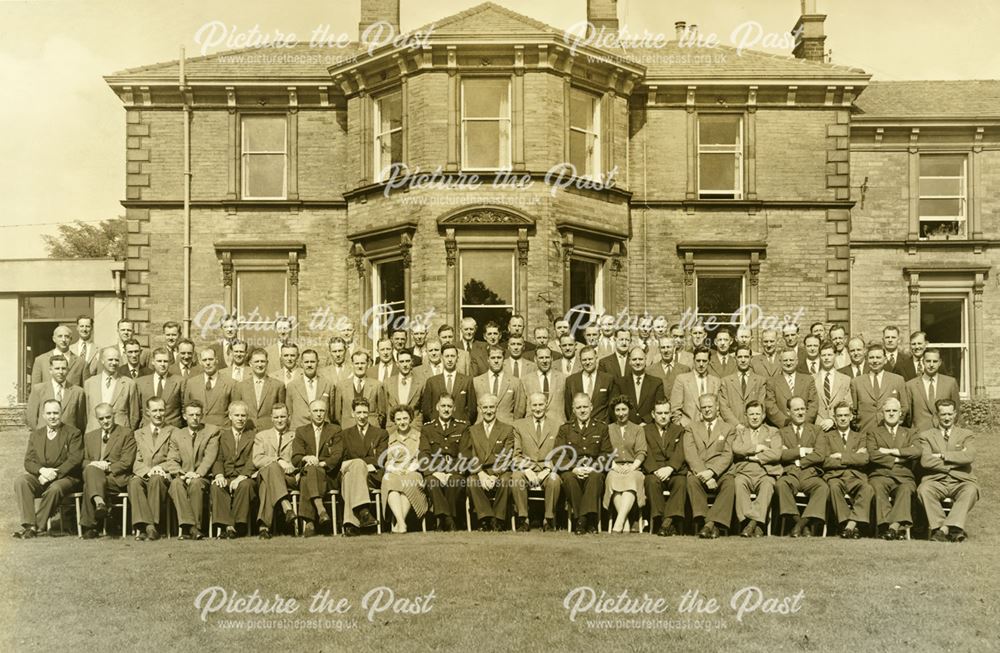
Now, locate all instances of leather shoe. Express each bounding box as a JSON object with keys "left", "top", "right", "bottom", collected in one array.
[
  {"left": 82, "top": 528, "right": 99, "bottom": 540},
  {"left": 948, "top": 528, "right": 966, "bottom": 543},
  {"left": 145, "top": 524, "right": 160, "bottom": 541},
  {"left": 698, "top": 523, "right": 719, "bottom": 539},
  {"left": 437, "top": 515, "right": 455, "bottom": 532},
  {"left": 318, "top": 511, "right": 331, "bottom": 527},
  {"left": 358, "top": 508, "right": 377, "bottom": 529},
  {"left": 14, "top": 526, "right": 37, "bottom": 540},
  {"left": 790, "top": 519, "right": 805, "bottom": 538},
  {"left": 258, "top": 527, "right": 272, "bottom": 539},
  {"left": 840, "top": 527, "right": 855, "bottom": 539},
  {"left": 586, "top": 516, "right": 598, "bottom": 534},
  {"left": 94, "top": 502, "right": 108, "bottom": 523},
  {"left": 226, "top": 526, "right": 238, "bottom": 539},
  {"left": 541, "top": 518, "right": 554, "bottom": 533},
  {"left": 740, "top": 521, "right": 758, "bottom": 538},
  {"left": 190, "top": 527, "right": 204, "bottom": 541},
  {"left": 574, "top": 518, "right": 587, "bottom": 535},
  {"left": 752, "top": 525, "right": 765, "bottom": 538},
  {"left": 515, "top": 517, "right": 529, "bottom": 532},
  {"left": 343, "top": 523, "right": 360, "bottom": 537},
  {"left": 881, "top": 527, "right": 898, "bottom": 541},
  {"left": 283, "top": 508, "right": 297, "bottom": 526}
]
